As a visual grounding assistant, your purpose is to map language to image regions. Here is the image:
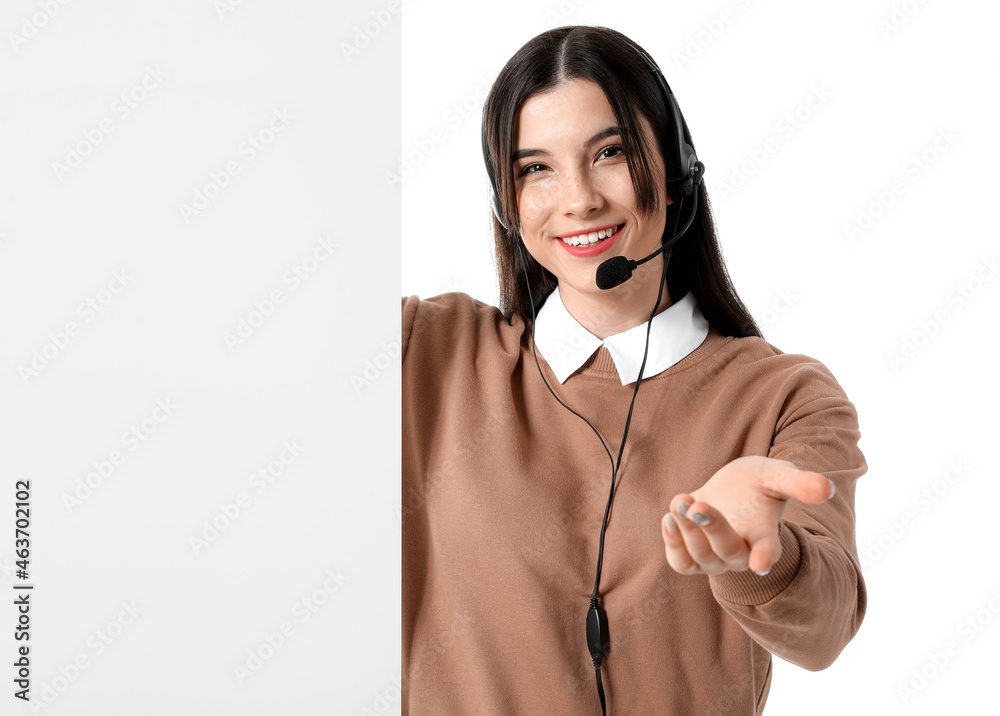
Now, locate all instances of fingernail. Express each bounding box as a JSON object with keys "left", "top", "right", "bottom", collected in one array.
[
  {"left": 676, "top": 502, "right": 690, "bottom": 519},
  {"left": 690, "top": 512, "right": 711, "bottom": 526},
  {"left": 754, "top": 567, "right": 771, "bottom": 576},
  {"left": 827, "top": 479, "right": 836, "bottom": 500},
  {"left": 665, "top": 514, "right": 677, "bottom": 534}
]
